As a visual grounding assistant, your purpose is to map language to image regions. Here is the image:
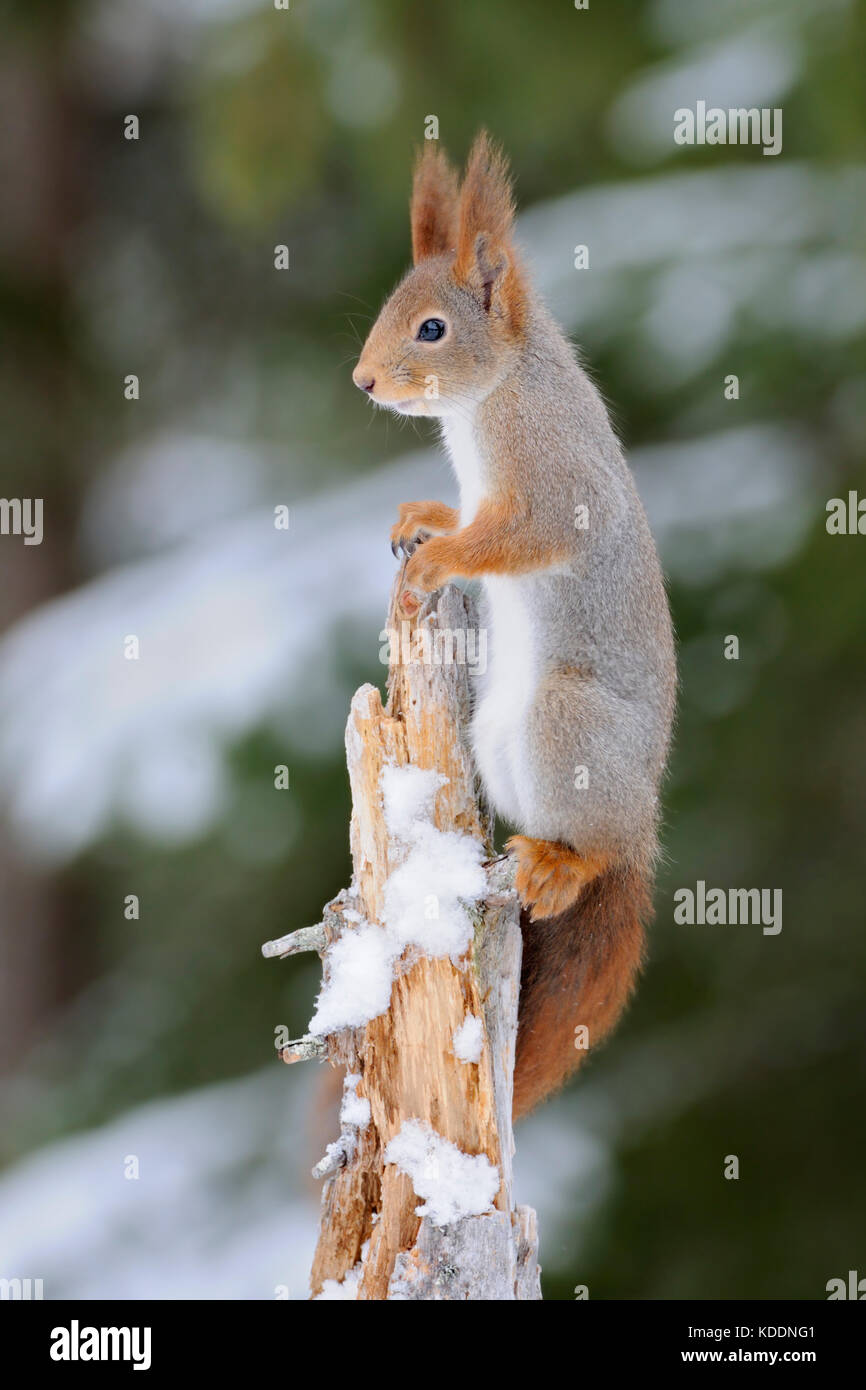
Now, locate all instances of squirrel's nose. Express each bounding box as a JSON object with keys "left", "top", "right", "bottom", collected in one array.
[{"left": 352, "top": 367, "right": 376, "bottom": 393}]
